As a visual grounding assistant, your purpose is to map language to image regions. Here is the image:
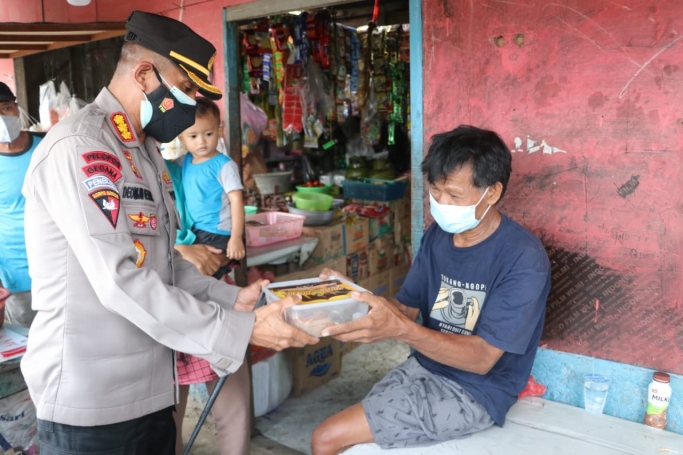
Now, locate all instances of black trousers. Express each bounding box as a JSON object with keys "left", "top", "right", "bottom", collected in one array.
[
  {"left": 192, "top": 228, "right": 238, "bottom": 279},
  {"left": 37, "top": 406, "right": 175, "bottom": 455}
]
